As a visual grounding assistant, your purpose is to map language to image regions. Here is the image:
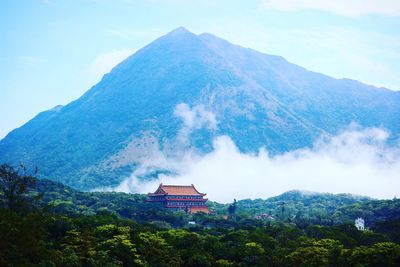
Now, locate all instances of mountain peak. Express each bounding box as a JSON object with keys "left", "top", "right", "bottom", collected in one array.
[
  {"left": 166, "top": 26, "right": 192, "bottom": 36},
  {"left": 1, "top": 28, "right": 399, "bottom": 191}
]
